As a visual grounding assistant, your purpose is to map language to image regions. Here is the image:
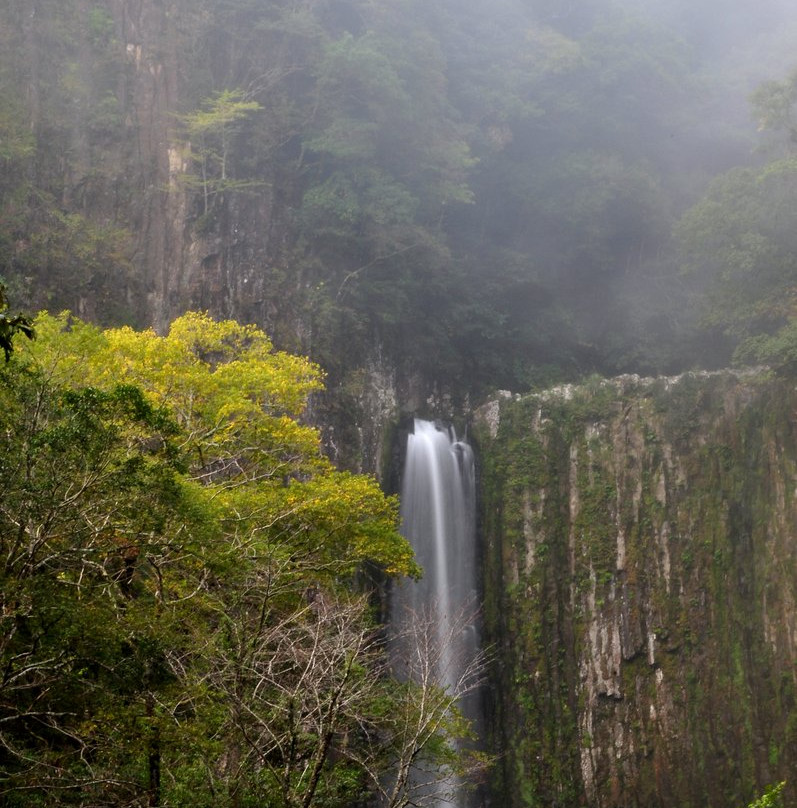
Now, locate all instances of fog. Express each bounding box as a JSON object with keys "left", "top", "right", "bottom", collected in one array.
[
  {"left": 3, "top": 0, "right": 797, "bottom": 393},
  {"left": 425, "top": 0, "right": 797, "bottom": 386}
]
